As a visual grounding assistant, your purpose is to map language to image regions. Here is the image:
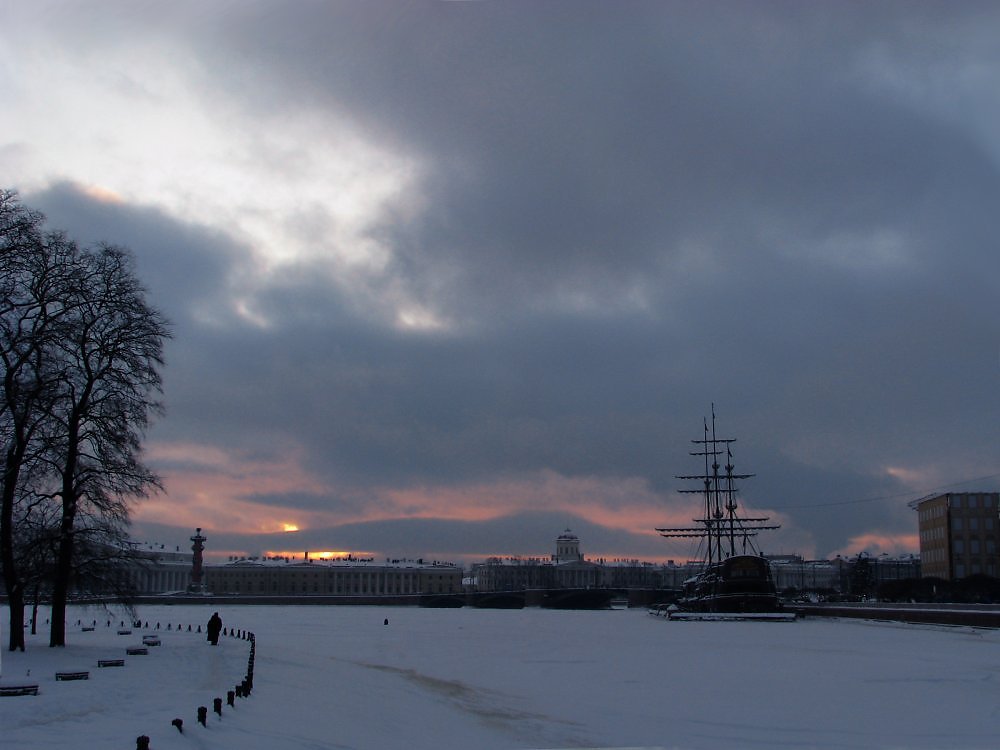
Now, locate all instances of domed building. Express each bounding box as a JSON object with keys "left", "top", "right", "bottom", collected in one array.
[{"left": 554, "top": 529, "right": 583, "bottom": 563}]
